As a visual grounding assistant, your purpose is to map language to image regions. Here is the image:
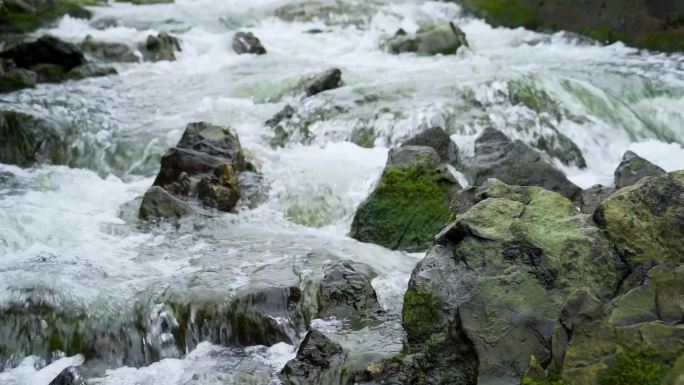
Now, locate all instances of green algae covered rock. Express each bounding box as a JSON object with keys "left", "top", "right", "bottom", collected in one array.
[
  {"left": 453, "top": 0, "right": 684, "bottom": 52},
  {"left": 595, "top": 171, "right": 684, "bottom": 270},
  {"left": 0, "top": 0, "right": 95, "bottom": 35},
  {"left": 350, "top": 146, "right": 460, "bottom": 251},
  {"left": 383, "top": 180, "right": 619, "bottom": 384},
  {"left": 386, "top": 23, "right": 468, "bottom": 55}
]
